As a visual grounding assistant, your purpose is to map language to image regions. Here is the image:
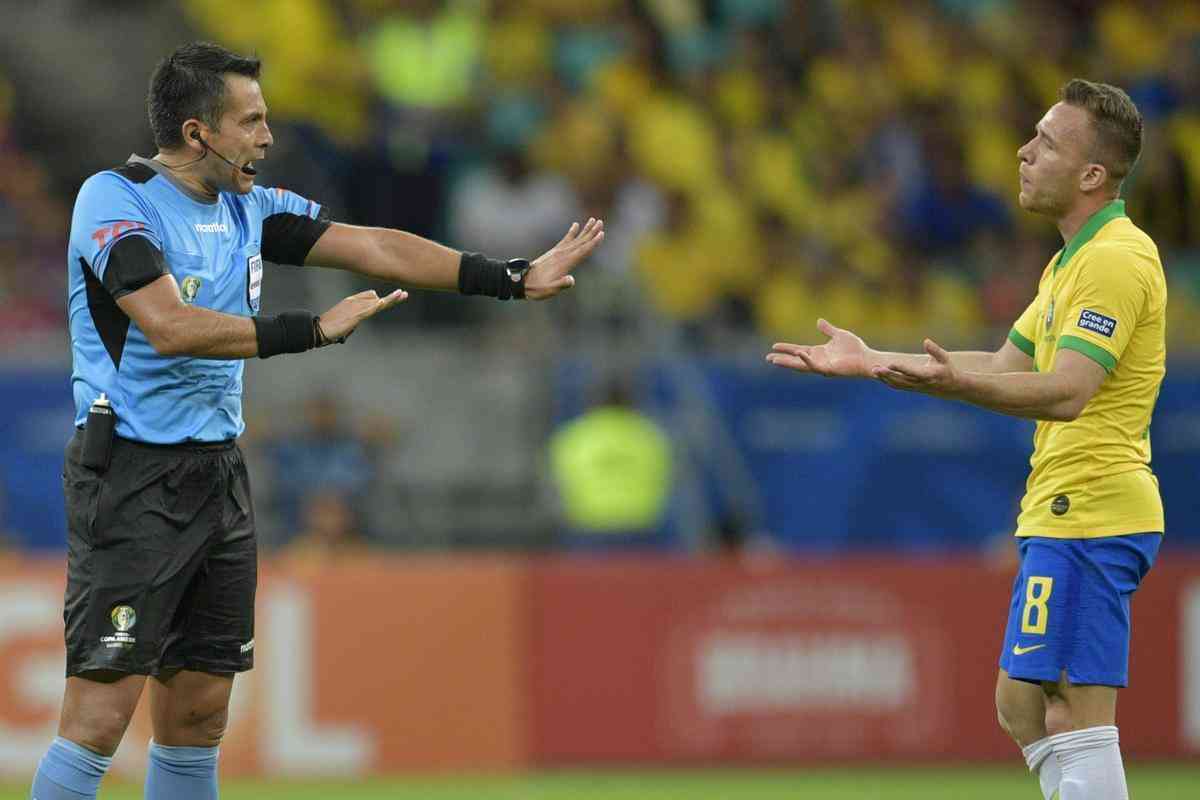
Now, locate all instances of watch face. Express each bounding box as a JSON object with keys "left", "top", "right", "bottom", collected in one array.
[{"left": 506, "top": 259, "right": 530, "bottom": 281}]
